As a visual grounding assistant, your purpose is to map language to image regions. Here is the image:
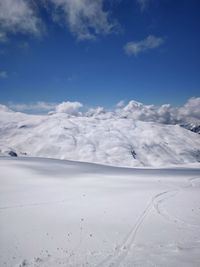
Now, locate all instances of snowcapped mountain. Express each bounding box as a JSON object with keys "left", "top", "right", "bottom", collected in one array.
[
  {"left": 181, "top": 123, "right": 200, "bottom": 134},
  {"left": 0, "top": 104, "right": 200, "bottom": 167}
]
